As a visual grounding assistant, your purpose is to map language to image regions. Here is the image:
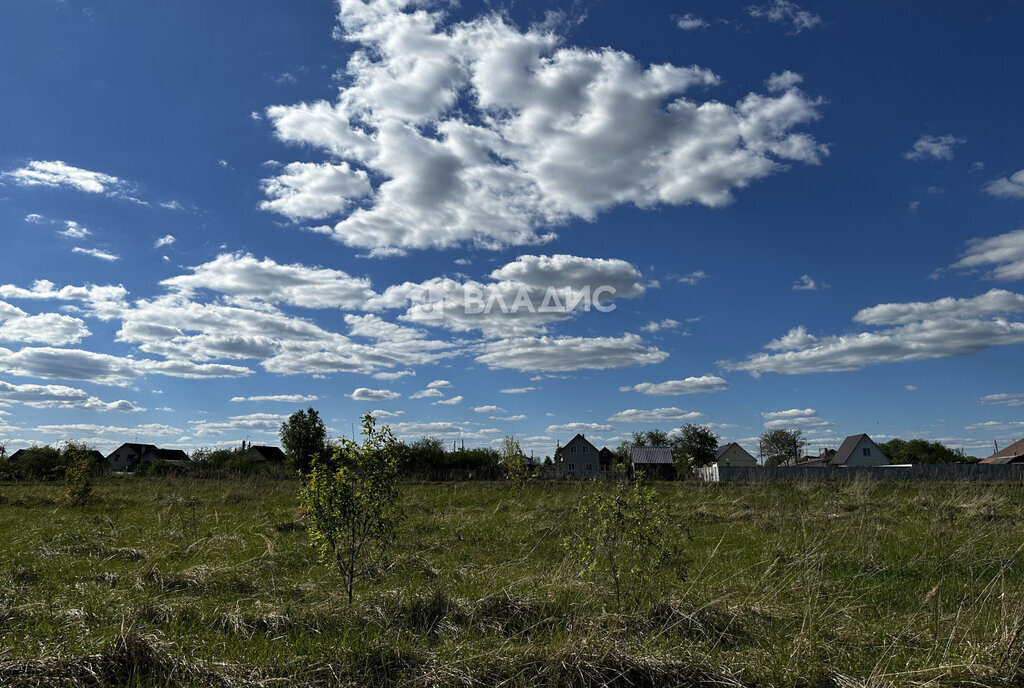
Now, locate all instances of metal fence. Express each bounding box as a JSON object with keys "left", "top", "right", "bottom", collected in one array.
[{"left": 697, "top": 464, "right": 1024, "bottom": 483}]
